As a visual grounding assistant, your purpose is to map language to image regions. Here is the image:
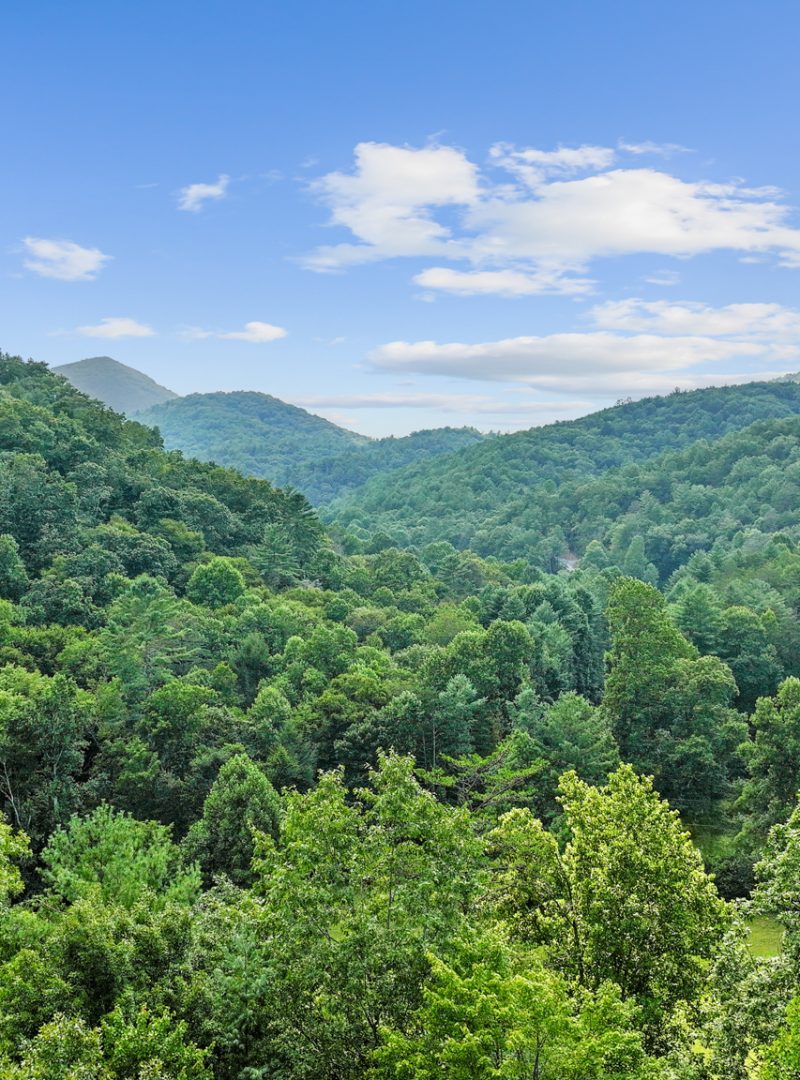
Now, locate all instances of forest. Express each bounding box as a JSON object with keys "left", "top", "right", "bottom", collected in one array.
[
  {"left": 327, "top": 380, "right": 800, "bottom": 562},
  {"left": 2, "top": 351, "right": 800, "bottom": 1077}
]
